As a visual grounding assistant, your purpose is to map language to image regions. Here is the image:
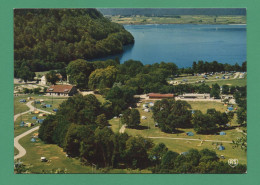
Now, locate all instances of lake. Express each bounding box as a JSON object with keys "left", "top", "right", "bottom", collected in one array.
[{"left": 96, "top": 24, "right": 246, "bottom": 67}]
